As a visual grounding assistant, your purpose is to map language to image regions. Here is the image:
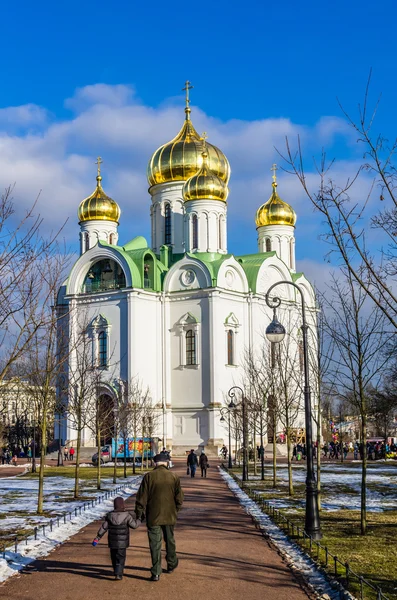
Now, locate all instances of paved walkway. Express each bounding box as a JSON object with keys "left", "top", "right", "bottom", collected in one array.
[{"left": 1, "top": 462, "right": 311, "bottom": 600}]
